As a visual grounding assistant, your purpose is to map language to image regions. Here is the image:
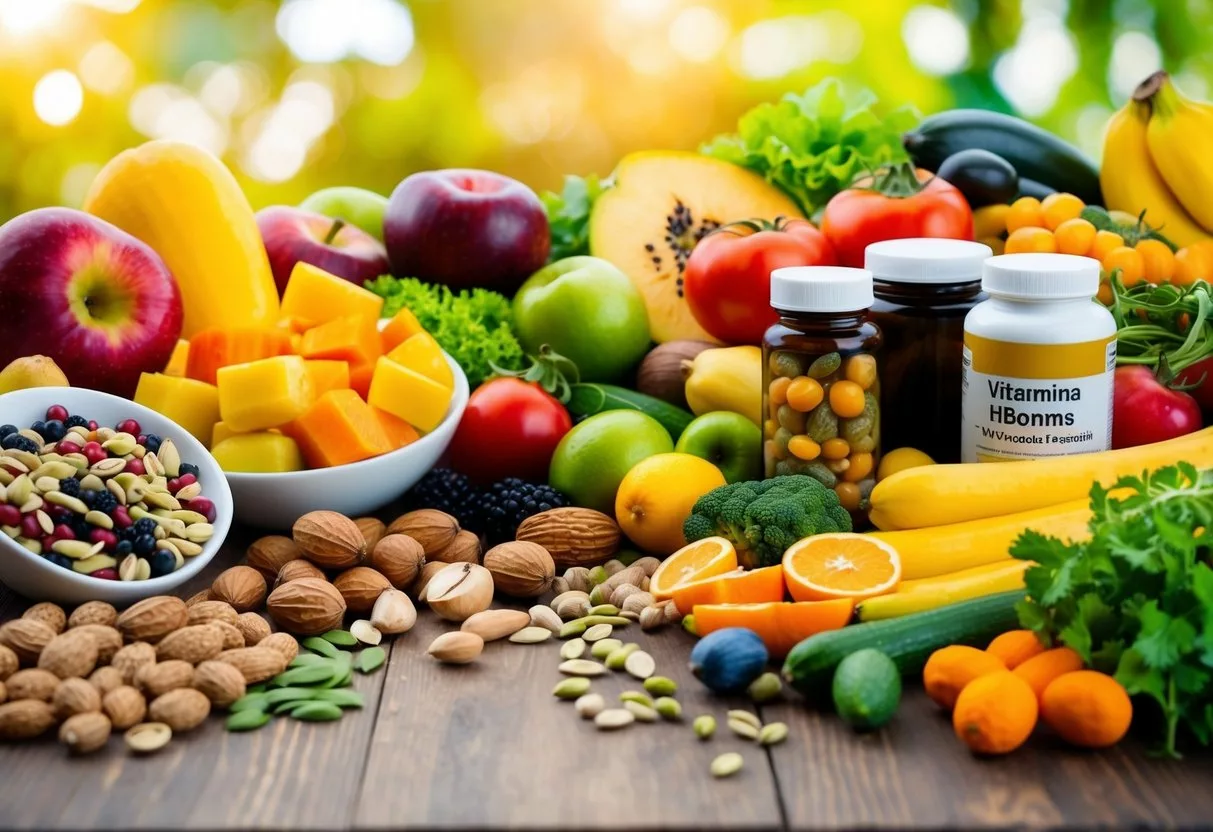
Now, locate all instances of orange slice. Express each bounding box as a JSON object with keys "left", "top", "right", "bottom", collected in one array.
[
  {"left": 670, "top": 565, "right": 785, "bottom": 614},
  {"left": 649, "top": 536, "right": 738, "bottom": 600},
  {"left": 693, "top": 600, "right": 855, "bottom": 658},
  {"left": 782, "top": 533, "right": 901, "bottom": 602}
]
